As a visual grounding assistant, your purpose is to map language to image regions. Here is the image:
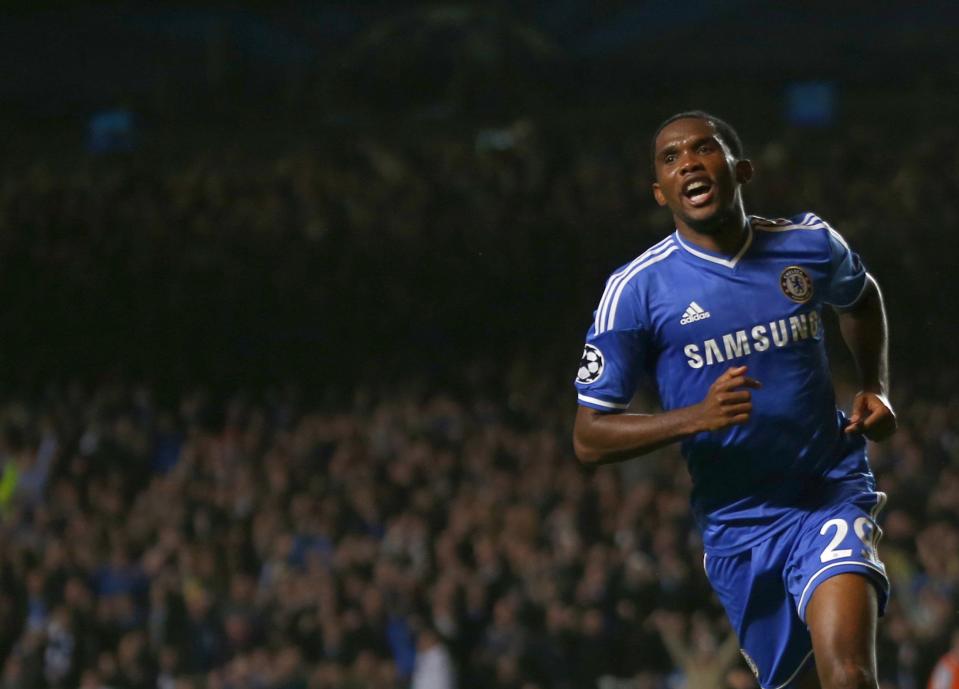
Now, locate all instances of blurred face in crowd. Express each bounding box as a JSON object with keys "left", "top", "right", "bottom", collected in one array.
[{"left": 652, "top": 117, "right": 752, "bottom": 234}]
